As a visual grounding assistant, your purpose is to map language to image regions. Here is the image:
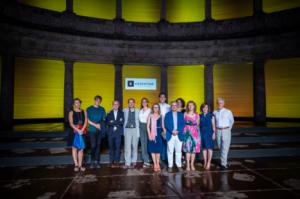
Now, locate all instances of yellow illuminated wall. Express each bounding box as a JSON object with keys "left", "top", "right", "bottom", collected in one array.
[
  {"left": 212, "top": 0, "right": 253, "bottom": 20},
  {"left": 14, "top": 58, "right": 64, "bottom": 119},
  {"left": 74, "top": 0, "right": 116, "bottom": 20},
  {"left": 213, "top": 63, "right": 253, "bottom": 117},
  {"left": 122, "top": 0, "right": 160, "bottom": 22},
  {"left": 122, "top": 65, "right": 161, "bottom": 108},
  {"left": 263, "top": 0, "right": 300, "bottom": 13},
  {"left": 167, "top": 65, "right": 204, "bottom": 111},
  {"left": 73, "top": 62, "right": 114, "bottom": 112},
  {"left": 166, "top": 0, "right": 205, "bottom": 22},
  {"left": 265, "top": 58, "right": 300, "bottom": 118},
  {"left": 18, "top": 0, "right": 65, "bottom": 12}
]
